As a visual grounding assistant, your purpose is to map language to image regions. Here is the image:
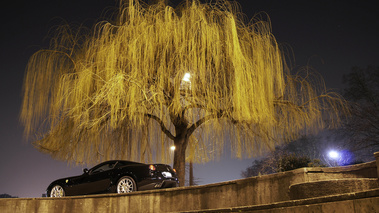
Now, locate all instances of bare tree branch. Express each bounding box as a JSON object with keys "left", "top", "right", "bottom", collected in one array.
[{"left": 145, "top": 113, "right": 175, "bottom": 140}]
